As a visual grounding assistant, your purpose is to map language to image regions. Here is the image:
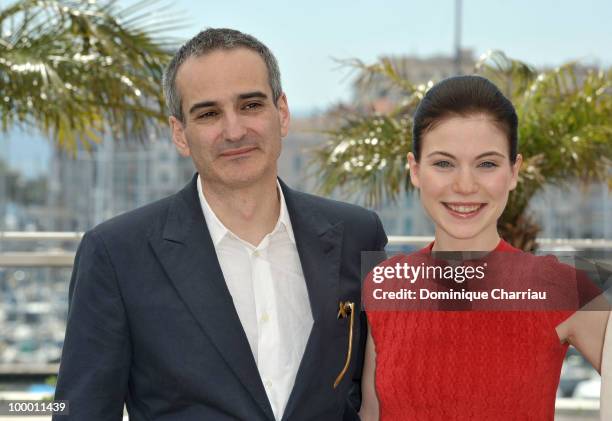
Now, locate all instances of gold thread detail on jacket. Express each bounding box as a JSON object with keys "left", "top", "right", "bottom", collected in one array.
[{"left": 333, "top": 301, "right": 355, "bottom": 388}]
